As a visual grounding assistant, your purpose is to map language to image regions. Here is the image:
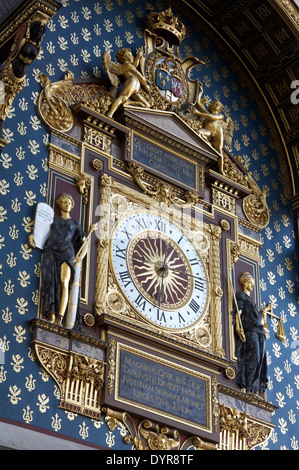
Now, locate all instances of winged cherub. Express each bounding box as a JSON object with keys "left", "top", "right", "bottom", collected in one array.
[
  {"left": 191, "top": 83, "right": 234, "bottom": 173},
  {"left": 103, "top": 48, "right": 151, "bottom": 118}
]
